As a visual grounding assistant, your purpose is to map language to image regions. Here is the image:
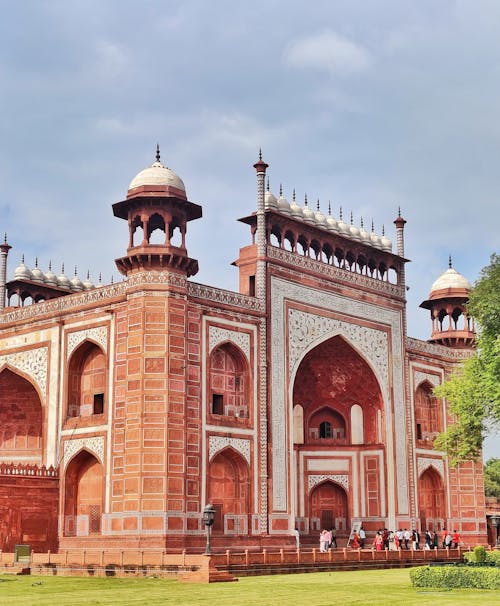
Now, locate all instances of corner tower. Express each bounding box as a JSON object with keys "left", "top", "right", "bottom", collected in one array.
[
  {"left": 113, "top": 146, "right": 202, "bottom": 277},
  {"left": 420, "top": 257, "right": 475, "bottom": 348}
]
